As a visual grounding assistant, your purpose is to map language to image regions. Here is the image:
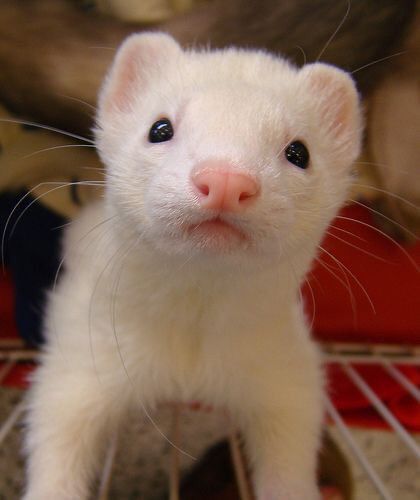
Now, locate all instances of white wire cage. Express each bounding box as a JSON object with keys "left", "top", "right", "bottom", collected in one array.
[{"left": 0, "top": 341, "right": 419, "bottom": 500}]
